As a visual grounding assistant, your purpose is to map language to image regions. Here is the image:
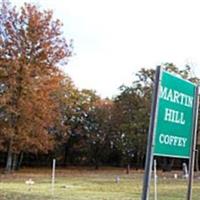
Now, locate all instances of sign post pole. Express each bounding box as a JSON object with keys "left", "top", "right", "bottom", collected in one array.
[
  {"left": 154, "top": 159, "right": 157, "bottom": 200},
  {"left": 141, "top": 66, "right": 161, "bottom": 200},
  {"left": 187, "top": 86, "right": 199, "bottom": 200}
]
